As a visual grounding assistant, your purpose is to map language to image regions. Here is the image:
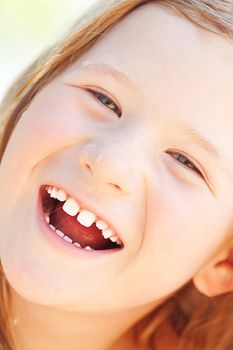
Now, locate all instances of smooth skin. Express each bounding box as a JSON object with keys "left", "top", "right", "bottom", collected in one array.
[{"left": 1, "top": 3, "right": 233, "bottom": 350}]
